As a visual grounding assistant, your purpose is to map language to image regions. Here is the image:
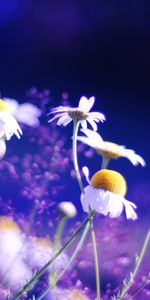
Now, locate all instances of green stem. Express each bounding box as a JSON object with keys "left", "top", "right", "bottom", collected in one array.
[
  {"left": 119, "top": 229, "right": 150, "bottom": 300},
  {"left": 12, "top": 216, "right": 90, "bottom": 300},
  {"left": 72, "top": 121, "right": 100, "bottom": 299},
  {"left": 72, "top": 121, "right": 84, "bottom": 193},
  {"left": 90, "top": 220, "right": 101, "bottom": 300},
  {"left": 130, "top": 274, "right": 150, "bottom": 299},
  {"left": 37, "top": 221, "right": 90, "bottom": 300},
  {"left": 54, "top": 217, "right": 67, "bottom": 252},
  {"left": 101, "top": 156, "right": 110, "bottom": 169}
]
